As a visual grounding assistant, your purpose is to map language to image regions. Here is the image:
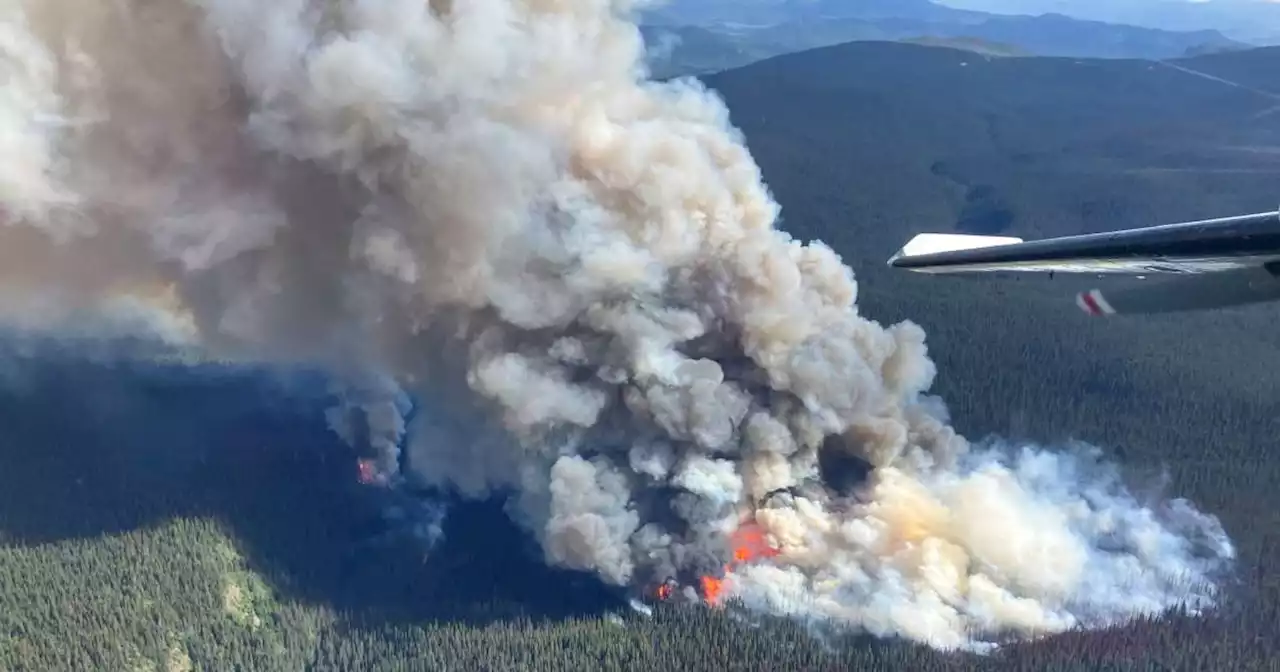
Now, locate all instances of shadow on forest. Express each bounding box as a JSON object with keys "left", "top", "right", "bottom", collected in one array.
[{"left": 0, "top": 335, "right": 620, "bottom": 630}]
